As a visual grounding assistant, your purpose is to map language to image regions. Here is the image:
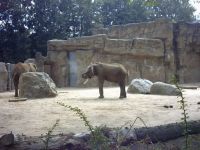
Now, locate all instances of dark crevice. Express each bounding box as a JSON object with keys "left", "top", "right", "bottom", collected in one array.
[{"left": 173, "top": 23, "right": 180, "bottom": 82}]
